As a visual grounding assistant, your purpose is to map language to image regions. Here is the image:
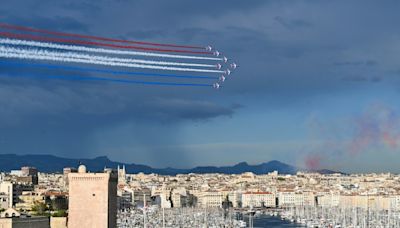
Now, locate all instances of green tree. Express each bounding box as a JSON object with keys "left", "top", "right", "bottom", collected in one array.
[{"left": 31, "top": 201, "right": 49, "bottom": 216}]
